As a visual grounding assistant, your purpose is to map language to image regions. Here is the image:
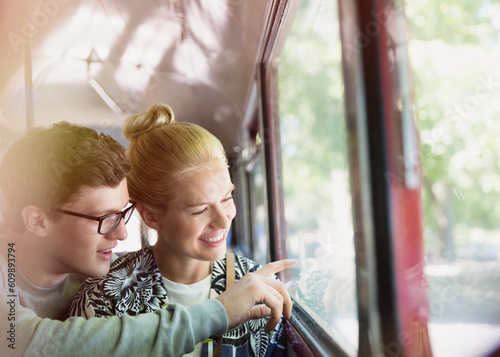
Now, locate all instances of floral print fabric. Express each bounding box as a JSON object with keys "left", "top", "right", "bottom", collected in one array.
[{"left": 69, "top": 247, "right": 285, "bottom": 357}]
